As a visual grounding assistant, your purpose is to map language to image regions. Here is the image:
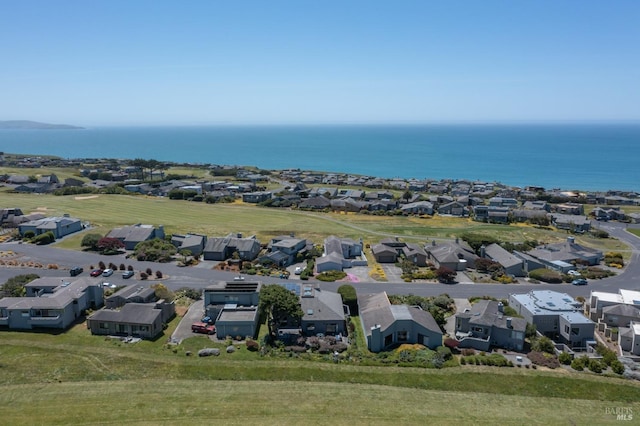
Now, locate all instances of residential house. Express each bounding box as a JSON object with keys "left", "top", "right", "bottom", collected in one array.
[
  {"left": 619, "top": 322, "right": 640, "bottom": 356},
  {"left": 455, "top": 300, "right": 526, "bottom": 351},
  {"left": 0, "top": 277, "right": 103, "bottom": 330},
  {"left": 203, "top": 234, "right": 261, "bottom": 261},
  {"left": 509, "top": 290, "right": 595, "bottom": 349},
  {"left": 358, "top": 292, "right": 442, "bottom": 352},
  {"left": 400, "top": 201, "right": 434, "bottom": 216},
  {"left": 481, "top": 243, "right": 526, "bottom": 277},
  {"left": 371, "top": 243, "right": 399, "bottom": 263},
  {"left": 87, "top": 301, "right": 175, "bottom": 339},
  {"left": 426, "top": 240, "right": 478, "bottom": 271},
  {"left": 524, "top": 237, "right": 603, "bottom": 269},
  {"left": 437, "top": 201, "right": 468, "bottom": 217},
  {"left": 331, "top": 197, "right": 364, "bottom": 213},
  {"left": 298, "top": 195, "right": 331, "bottom": 210},
  {"left": 554, "top": 202, "right": 584, "bottom": 215},
  {"left": 551, "top": 214, "right": 591, "bottom": 233},
  {"left": 260, "top": 235, "right": 308, "bottom": 267},
  {"left": 171, "top": 233, "right": 207, "bottom": 257},
  {"left": 401, "top": 243, "right": 428, "bottom": 267},
  {"left": 18, "top": 215, "right": 83, "bottom": 239},
  {"left": 589, "top": 289, "right": 640, "bottom": 321},
  {"left": 242, "top": 191, "right": 272, "bottom": 203},
  {"left": 316, "top": 236, "right": 366, "bottom": 273},
  {"left": 105, "top": 285, "right": 157, "bottom": 309},
  {"left": 473, "top": 206, "right": 510, "bottom": 223},
  {"left": 203, "top": 281, "right": 261, "bottom": 339},
  {"left": 106, "top": 224, "right": 165, "bottom": 250},
  {"left": 300, "top": 286, "right": 347, "bottom": 336}
]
